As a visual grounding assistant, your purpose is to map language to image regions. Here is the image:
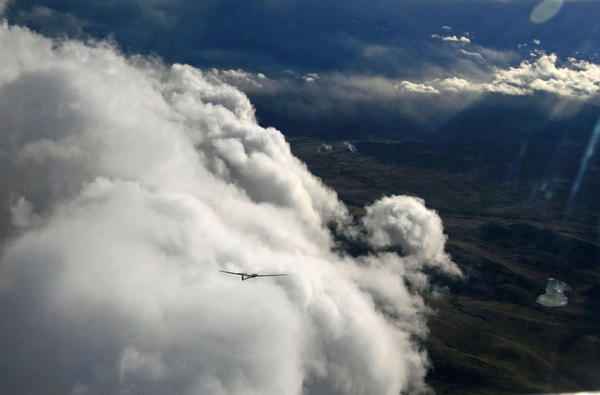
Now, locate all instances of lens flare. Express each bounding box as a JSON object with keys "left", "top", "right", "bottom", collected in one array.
[
  {"left": 566, "top": 119, "right": 600, "bottom": 214},
  {"left": 530, "top": 0, "right": 563, "bottom": 24}
]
